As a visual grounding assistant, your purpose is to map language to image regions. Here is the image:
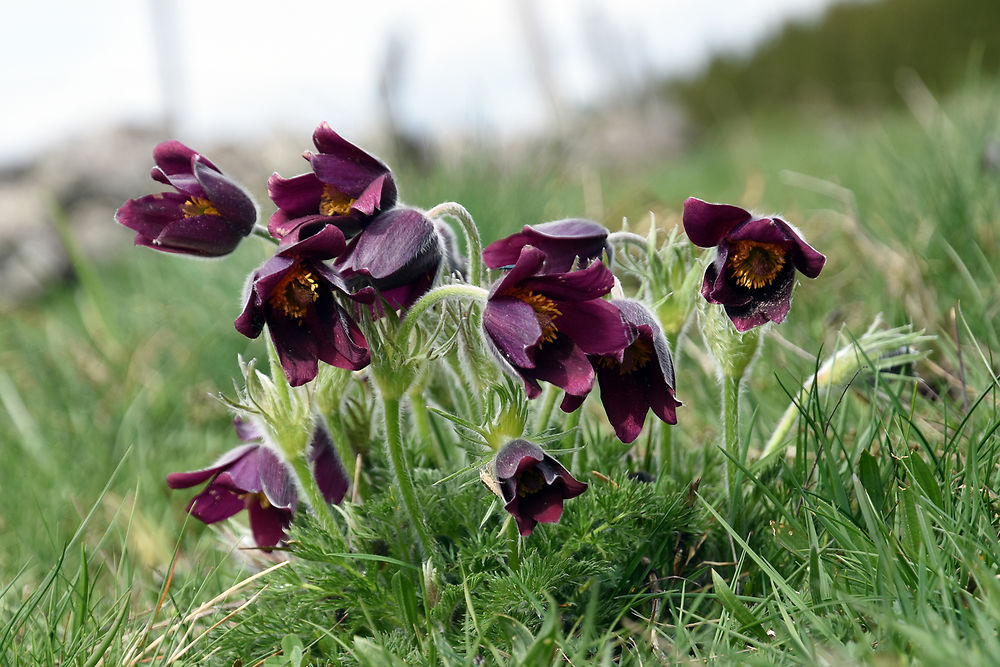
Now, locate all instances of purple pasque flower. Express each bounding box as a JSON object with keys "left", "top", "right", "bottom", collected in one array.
[
  {"left": 483, "top": 218, "right": 609, "bottom": 273},
  {"left": 235, "top": 224, "right": 370, "bottom": 386},
  {"left": 494, "top": 439, "right": 587, "bottom": 536},
  {"left": 167, "top": 427, "right": 297, "bottom": 548},
  {"left": 482, "top": 246, "right": 629, "bottom": 401},
  {"left": 267, "top": 122, "right": 397, "bottom": 241},
  {"left": 682, "top": 197, "right": 826, "bottom": 332},
  {"left": 308, "top": 421, "right": 350, "bottom": 505},
  {"left": 561, "top": 300, "right": 681, "bottom": 444},
  {"left": 115, "top": 140, "right": 258, "bottom": 256},
  {"left": 334, "top": 207, "right": 443, "bottom": 311}
]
